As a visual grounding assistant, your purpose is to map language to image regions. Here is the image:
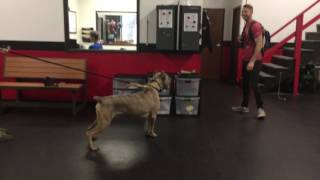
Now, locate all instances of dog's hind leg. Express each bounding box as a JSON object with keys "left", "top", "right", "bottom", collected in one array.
[
  {"left": 87, "top": 119, "right": 97, "bottom": 130},
  {"left": 87, "top": 119, "right": 98, "bottom": 141},
  {"left": 86, "top": 108, "right": 112, "bottom": 151}
]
